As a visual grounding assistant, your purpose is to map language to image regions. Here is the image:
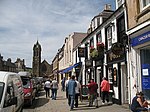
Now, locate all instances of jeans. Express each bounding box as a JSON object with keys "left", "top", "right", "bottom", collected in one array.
[
  {"left": 75, "top": 93, "right": 80, "bottom": 107},
  {"left": 52, "top": 88, "right": 57, "bottom": 100},
  {"left": 45, "top": 88, "right": 50, "bottom": 98},
  {"left": 131, "top": 107, "right": 148, "bottom": 112},
  {"left": 68, "top": 95, "right": 75, "bottom": 109},
  {"left": 89, "top": 94, "right": 97, "bottom": 106},
  {"left": 102, "top": 91, "right": 109, "bottom": 103},
  {"left": 66, "top": 87, "right": 68, "bottom": 98}
]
